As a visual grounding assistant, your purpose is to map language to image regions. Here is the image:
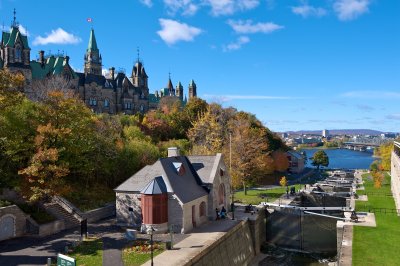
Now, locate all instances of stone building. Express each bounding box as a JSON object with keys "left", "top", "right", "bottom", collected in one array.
[
  {"left": 0, "top": 12, "right": 197, "bottom": 114},
  {"left": 114, "top": 148, "right": 231, "bottom": 234}
]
